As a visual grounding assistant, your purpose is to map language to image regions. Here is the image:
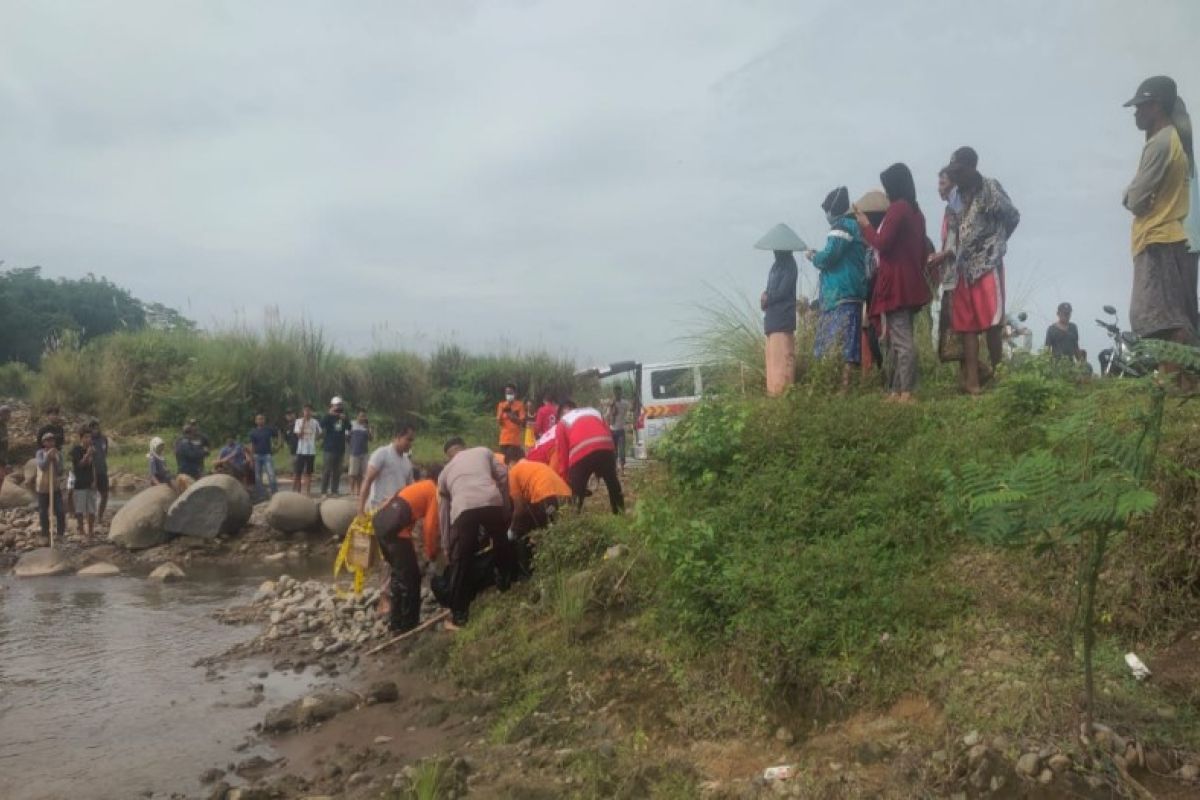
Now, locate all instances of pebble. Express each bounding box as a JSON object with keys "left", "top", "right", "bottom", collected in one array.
[
  {"left": 1015, "top": 752, "right": 1040, "bottom": 777},
  {"left": 962, "top": 730, "right": 981, "bottom": 747},
  {"left": 373, "top": 735, "right": 393, "bottom": 744},
  {"left": 1047, "top": 754, "right": 1072, "bottom": 773},
  {"left": 1179, "top": 764, "right": 1200, "bottom": 781}
]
